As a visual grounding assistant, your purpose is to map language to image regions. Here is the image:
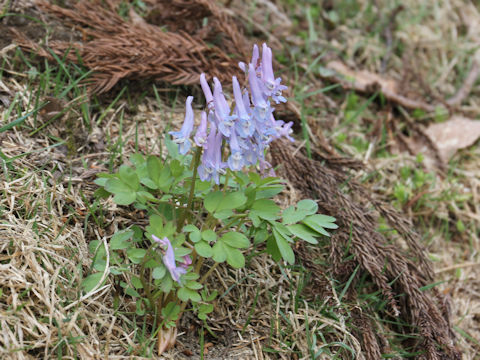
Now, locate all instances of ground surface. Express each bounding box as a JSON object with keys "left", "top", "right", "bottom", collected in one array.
[{"left": 1, "top": 0, "right": 480, "bottom": 359}]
